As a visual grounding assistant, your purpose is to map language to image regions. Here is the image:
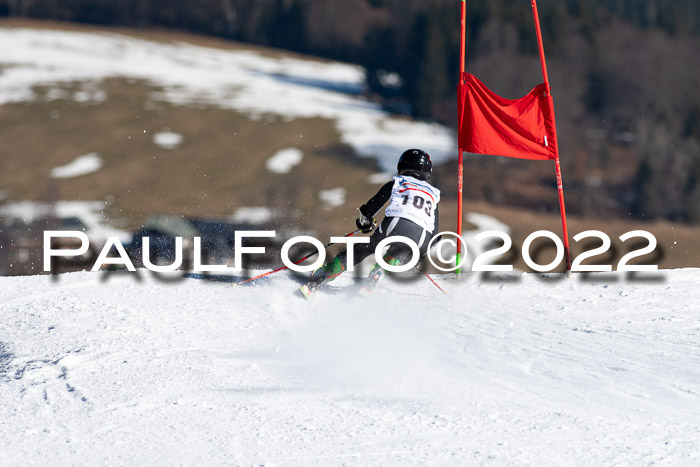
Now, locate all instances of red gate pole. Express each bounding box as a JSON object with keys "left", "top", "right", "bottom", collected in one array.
[
  {"left": 456, "top": 0, "right": 467, "bottom": 273},
  {"left": 531, "top": 0, "right": 572, "bottom": 271}
]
